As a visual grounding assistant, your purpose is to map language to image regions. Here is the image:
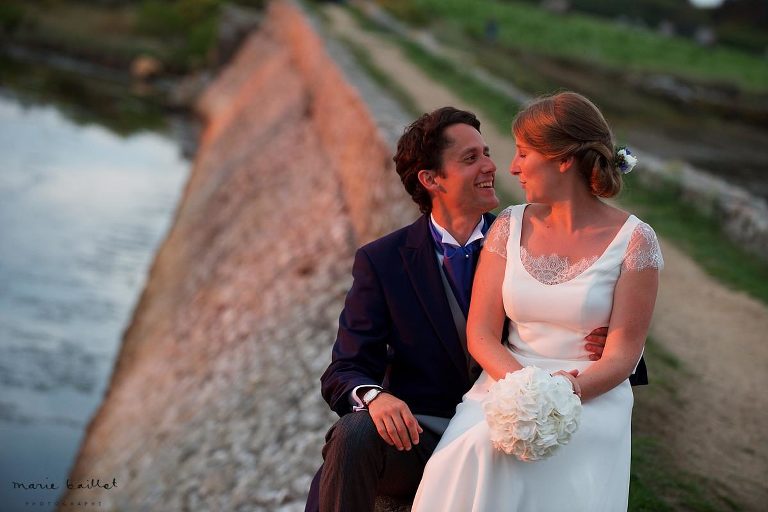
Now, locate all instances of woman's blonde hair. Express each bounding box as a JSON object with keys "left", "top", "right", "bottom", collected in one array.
[{"left": 512, "top": 91, "right": 621, "bottom": 197}]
